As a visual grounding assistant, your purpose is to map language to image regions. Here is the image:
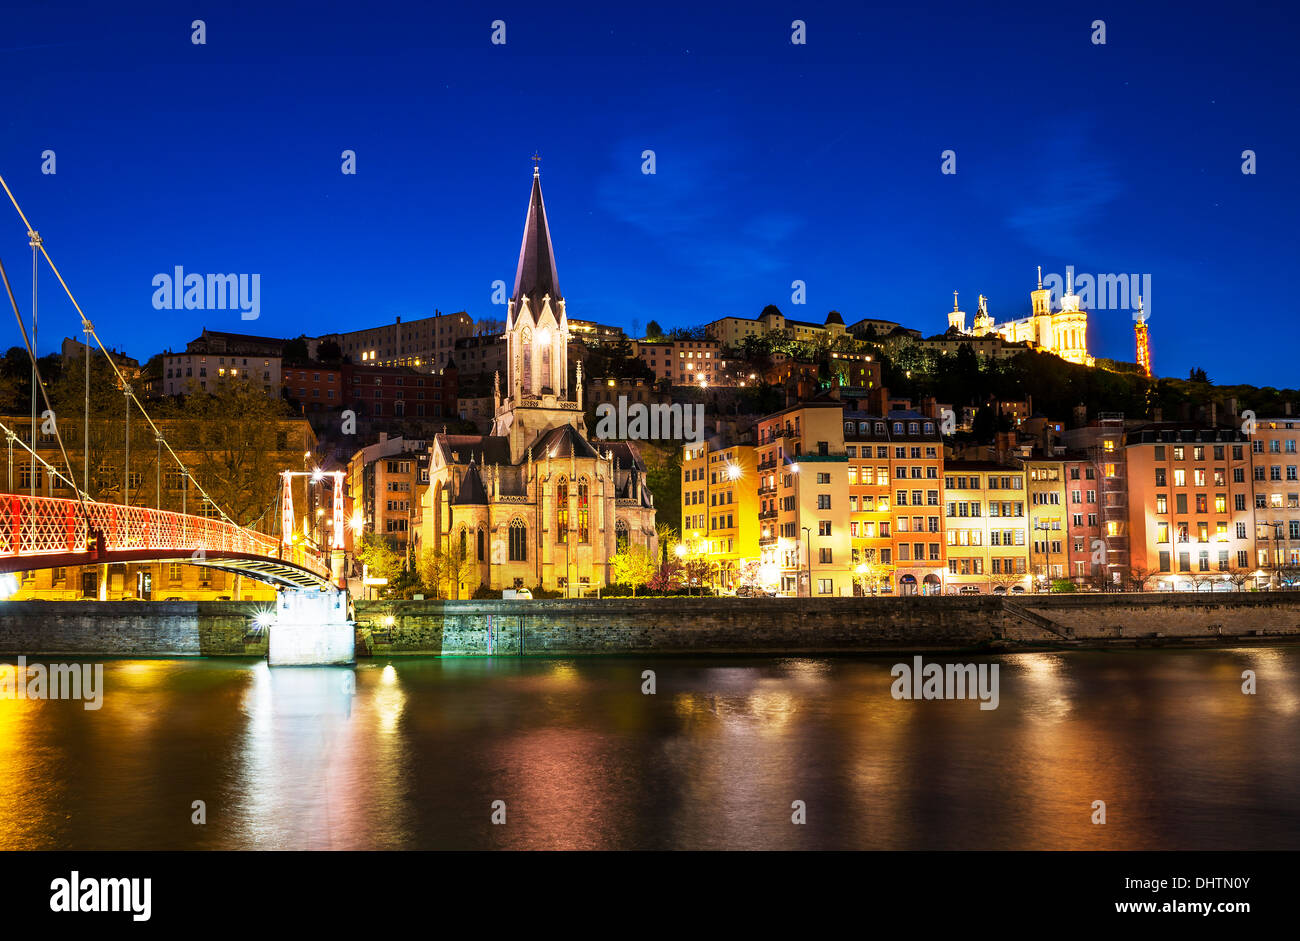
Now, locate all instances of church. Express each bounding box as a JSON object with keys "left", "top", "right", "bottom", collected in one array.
[
  {"left": 947, "top": 268, "right": 1094, "bottom": 366},
  {"left": 417, "top": 165, "right": 659, "bottom": 595}
]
